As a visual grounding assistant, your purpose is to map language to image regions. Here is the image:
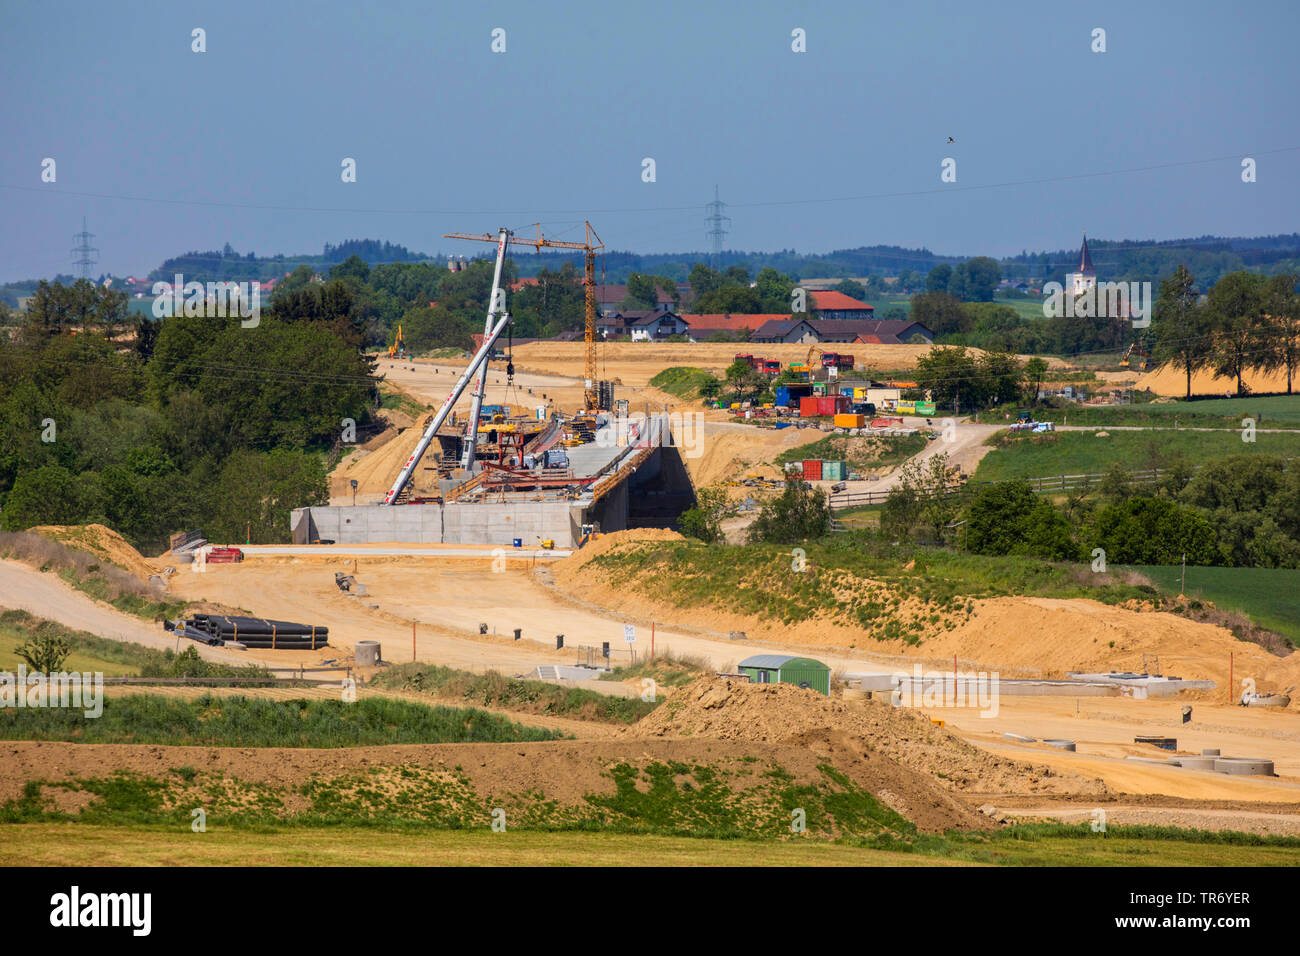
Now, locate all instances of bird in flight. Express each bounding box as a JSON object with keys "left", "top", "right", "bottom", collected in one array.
[{"left": 947, "top": 137, "right": 955, "bottom": 143}]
